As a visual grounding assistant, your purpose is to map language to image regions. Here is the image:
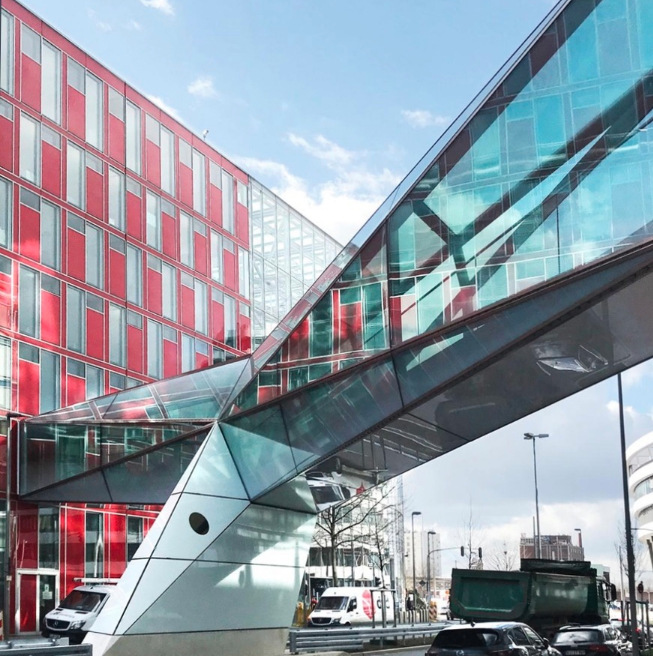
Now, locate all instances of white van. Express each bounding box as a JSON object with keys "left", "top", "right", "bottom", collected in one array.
[
  {"left": 41, "top": 583, "right": 114, "bottom": 644},
  {"left": 308, "top": 587, "right": 394, "bottom": 627}
]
